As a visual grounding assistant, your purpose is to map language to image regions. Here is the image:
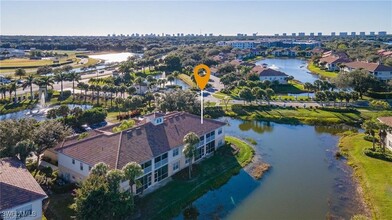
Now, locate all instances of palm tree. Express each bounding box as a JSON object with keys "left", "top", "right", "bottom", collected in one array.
[
  {"left": 264, "top": 88, "right": 275, "bottom": 105},
  {"left": 183, "top": 132, "right": 200, "bottom": 179},
  {"left": 303, "top": 82, "right": 313, "bottom": 98},
  {"left": 0, "top": 84, "right": 7, "bottom": 100},
  {"left": 95, "top": 85, "right": 102, "bottom": 105},
  {"left": 173, "top": 71, "right": 179, "bottom": 84},
  {"left": 77, "top": 82, "right": 89, "bottom": 103},
  {"left": 119, "top": 84, "right": 127, "bottom": 98},
  {"left": 127, "top": 86, "right": 136, "bottom": 98},
  {"left": 122, "top": 162, "right": 143, "bottom": 194},
  {"left": 67, "top": 71, "right": 81, "bottom": 100},
  {"left": 53, "top": 70, "right": 68, "bottom": 99},
  {"left": 15, "top": 68, "right": 26, "bottom": 79},
  {"left": 8, "top": 82, "right": 18, "bottom": 103},
  {"left": 35, "top": 76, "right": 54, "bottom": 99},
  {"left": 134, "top": 77, "right": 144, "bottom": 94},
  {"left": 89, "top": 84, "right": 96, "bottom": 101},
  {"left": 109, "top": 85, "right": 116, "bottom": 107},
  {"left": 167, "top": 75, "right": 175, "bottom": 85},
  {"left": 102, "top": 84, "right": 110, "bottom": 106},
  {"left": 22, "top": 74, "right": 35, "bottom": 101},
  {"left": 362, "top": 120, "right": 379, "bottom": 150}
]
